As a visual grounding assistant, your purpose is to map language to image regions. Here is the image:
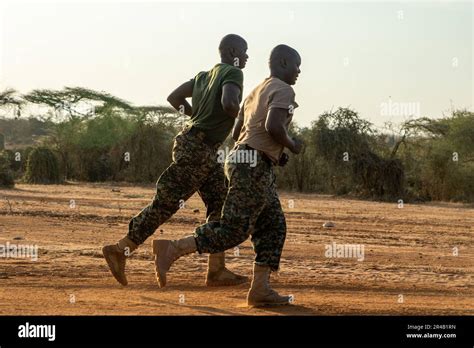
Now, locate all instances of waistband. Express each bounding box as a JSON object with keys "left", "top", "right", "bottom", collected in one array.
[
  {"left": 184, "top": 126, "right": 222, "bottom": 150},
  {"left": 239, "top": 144, "right": 274, "bottom": 166}
]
